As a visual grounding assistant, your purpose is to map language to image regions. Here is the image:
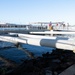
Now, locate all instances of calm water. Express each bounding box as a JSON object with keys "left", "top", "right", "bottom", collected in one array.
[{"left": 0, "top": 42, "right": 54, "bottom": 64}]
